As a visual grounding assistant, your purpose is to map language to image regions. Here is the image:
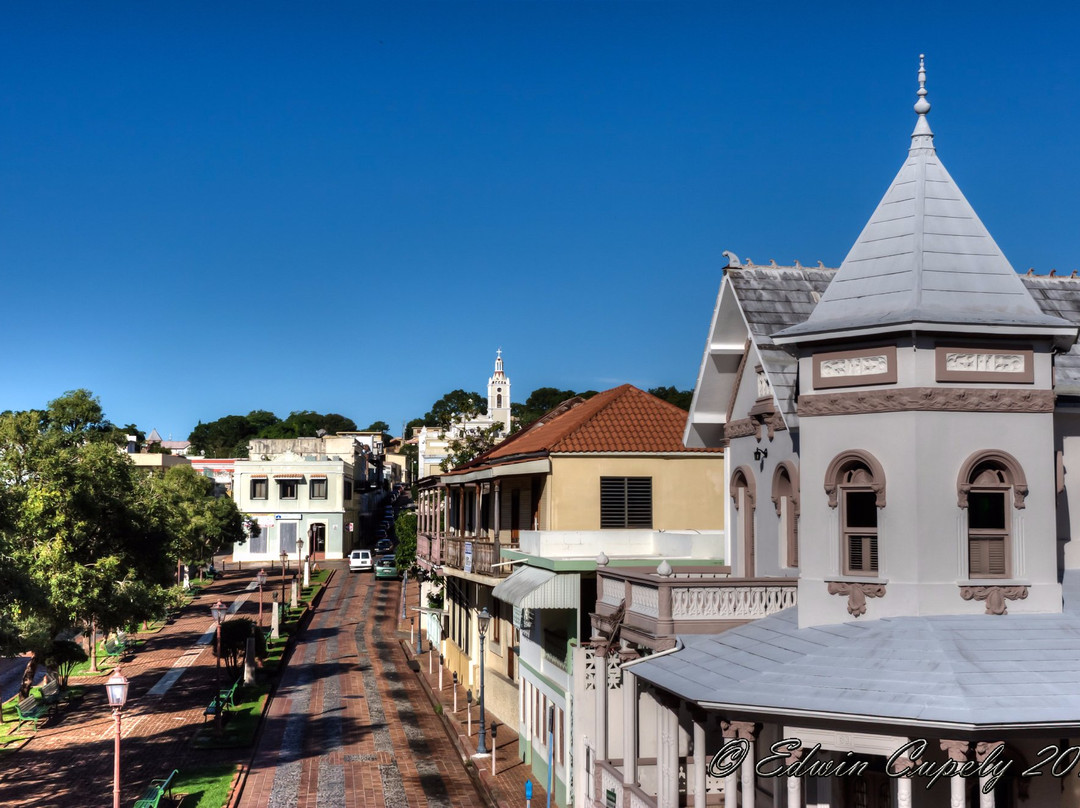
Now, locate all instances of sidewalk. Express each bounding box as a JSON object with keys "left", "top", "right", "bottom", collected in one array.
[
  {"left": 398, "top": 622, "right": 550, "bottom": 808},
  {"left": 0, "top": 565, "right": 284, "bottom": 807}
]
